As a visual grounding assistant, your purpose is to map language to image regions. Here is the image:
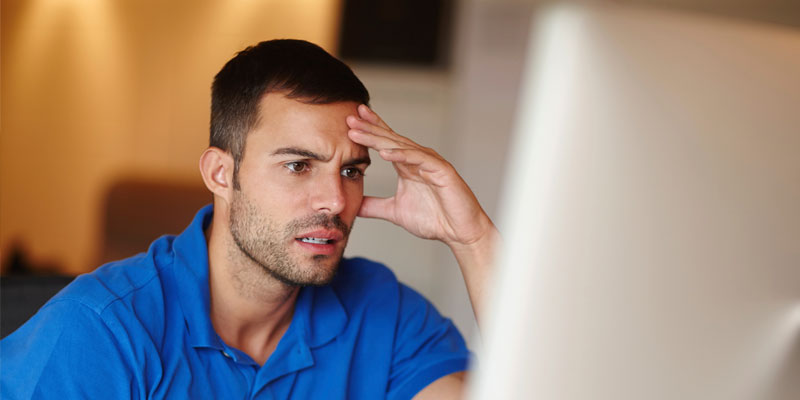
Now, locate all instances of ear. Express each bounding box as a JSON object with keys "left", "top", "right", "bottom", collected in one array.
[{"left": 199, "top": 147, "right": 235, "bottom": 204}]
